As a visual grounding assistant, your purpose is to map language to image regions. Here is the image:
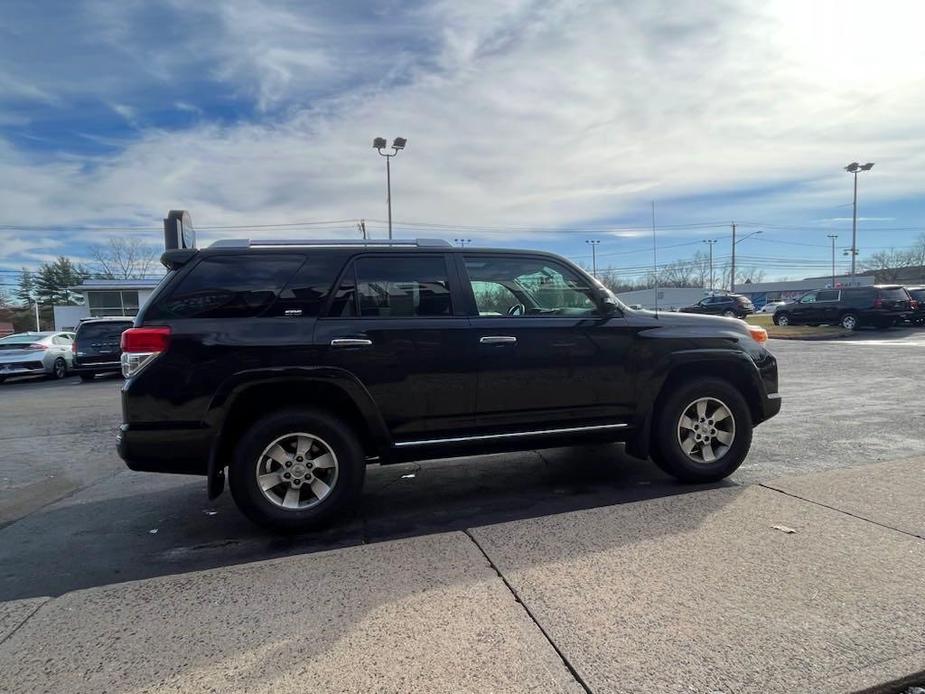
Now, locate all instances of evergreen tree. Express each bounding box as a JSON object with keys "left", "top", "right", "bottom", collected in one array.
[
  {"left": 16, "top": 268, "right": 35, "bottom": 306},
  {"left": 32, "top": 257, "right": 89, "bottom": 305}
]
